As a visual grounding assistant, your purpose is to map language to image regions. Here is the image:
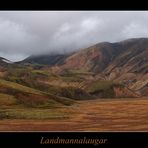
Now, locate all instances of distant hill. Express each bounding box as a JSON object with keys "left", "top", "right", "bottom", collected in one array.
[{"left": 20, "top": 54, "right": 71, "bottom": 65}]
